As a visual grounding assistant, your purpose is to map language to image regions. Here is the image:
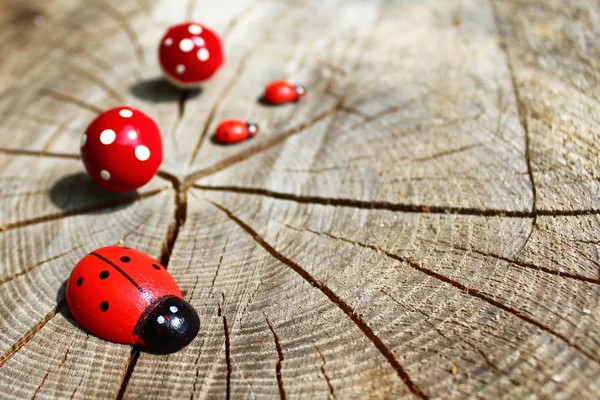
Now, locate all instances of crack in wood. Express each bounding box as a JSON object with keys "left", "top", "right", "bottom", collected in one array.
[
  {"left": 40, "top": 120, "right": 71, "bottom": 153},
  {"left": 315, "top": 347, "right": 336, "bottom": 400},
  {"left": 31, "top": 371, "right": 50, "bottom": 400},
  {"left": 0, "top": 300, "right": 65, "bottom": 368},
  {"left": 209, "top": 241, "right": 227, "bottom": 296},
  {"left": 221, "top": 0, "right": 261, "bottom": 43},
  {"left": 39, "top": 88, "right": 103, "bottom": 114},
  {"left": 184, "top": 104, "right": 341, "bottom": 185},
  {"left": 0, "top": 147, "right": 79, "bottom": 160},
  {"left": 265, "top": 316, "right": 286, "bottom": 400},
  {"left": 113, "top": 214, "right": 153, "bottom": 246},
  {"left": 0, "top": 187, "right": 167, "bottom": 233},
  {"left": 195, "top": 184, "right": 600, "bottom": 218},
  {"left": 218, "top": 300, "right": 232, "bottom": 400},
  {"left": 96, "top": 0, "right": 146, "bottom": 71},
  {"left": 408, "top": 143, "right": 483, "bottom": 163},
  {"left": 490, "top": 0, "right": 538, "bottom": 257},
  {"left": 0, "top": 245, "right": 83, "bottom": 286},
  {"left": 169, "top": 89, "right": 191, "bottom": 153},
  {"left": 69, "top": 378, "right": 84, "bottom": 400},
  {"left": 115, "top": 347, "right": 140, "bottom": 400},
  {"left": 206, "top": 199, "right": 429, "bottom": 399},
  {"left": 240, "top": 280, "right": 262, "bottom": 320},
  {"left": 453, "top": 244, "right": 600, "bottom": 285},
  {"left": 69, "top": 64, "right": 126, "bottom": 103},
  {"left": 160, "top": 189, "right": 188, "bottom": 268},
  {"left": 291, "top": 225, "right": 600, "bottom": 365},
  {"left": 114, "top": 174, "right": 187, "bottom": 397}
]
